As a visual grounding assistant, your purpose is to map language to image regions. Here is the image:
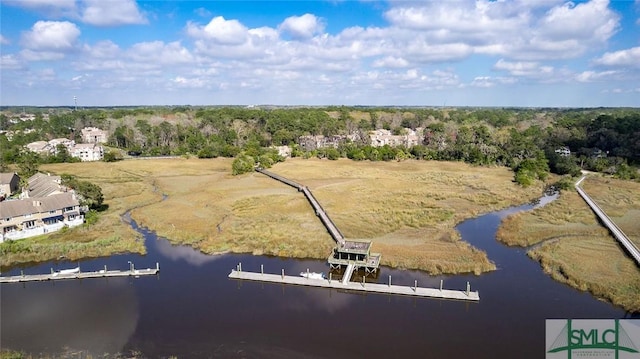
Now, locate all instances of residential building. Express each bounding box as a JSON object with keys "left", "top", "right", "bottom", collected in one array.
[
  {"left": 0, "top": 173, "right": 20, "bottom": 200},
  {"left": 369, "top": 128, "right": 423, "bottom": 148},
  {"left": 298, "top": 135, "right": 348, "bottom": 151},
  {"left": 555, "top": 147, "right": 571, "bottom": 157},
  {"left": 274, "top": 145, "right": 292, "bottom": 158},
  {"left": 81, "top": 127, "right": 108, "bottom": 144},
  {"left": 48, "top": 138, "right": 75, "bottom": 153},
  {"left": 26, "top": 141, "right": 52, "bottom": 155},
  {"left": 0, "top": 192, "right": 84, "bottom": 242},
  {"left": 71, "top": 143, "right": 104, "bottom": 161}
]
